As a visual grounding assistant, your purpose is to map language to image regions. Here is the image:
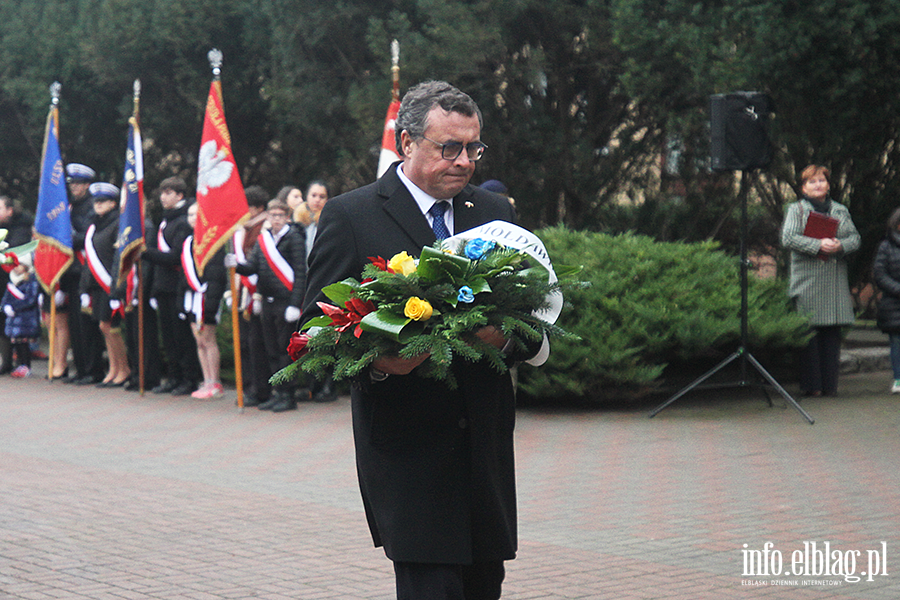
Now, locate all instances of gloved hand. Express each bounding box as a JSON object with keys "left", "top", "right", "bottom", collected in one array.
[
  {"left": 80, "top": 293, "right": 91, "bottom": 309},
  {"left": 223, "top": 290, "right": 233, "bottom": 309},
  {"left": 284, "top": 305, "right": 301, "bottom": 323},
  {"left": 110, "top": 299, "right": 122, "bottom": 311},
  {"left": 149, "top": 297, "right": 158, "bottom": 311},
  {"left": 223, "top": 253, "right": 239, "bottom": 269},
  {"left": 54, "top": 290, "right": 66, "bottom": 306},
  {"left": 252, "top": 293, "right": 263, "bottom": 315},
  {"left": 3, "top": 305, "right": 14, "bottom": 318}
]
